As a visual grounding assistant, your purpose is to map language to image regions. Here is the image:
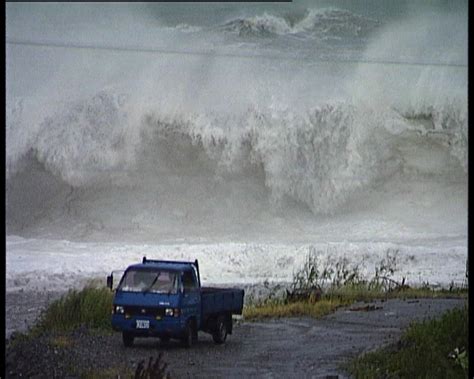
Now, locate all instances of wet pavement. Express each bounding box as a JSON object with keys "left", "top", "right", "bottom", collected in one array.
[{"left": 5, "top": 293, "right": 466, "bottom": 378}]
